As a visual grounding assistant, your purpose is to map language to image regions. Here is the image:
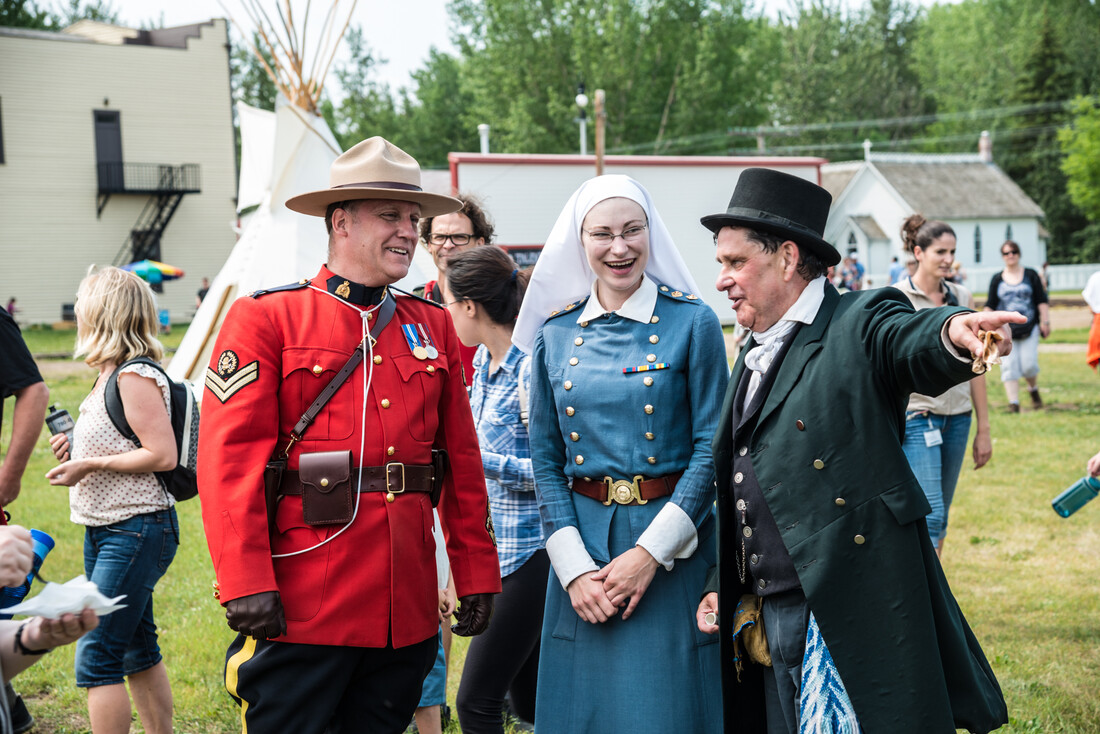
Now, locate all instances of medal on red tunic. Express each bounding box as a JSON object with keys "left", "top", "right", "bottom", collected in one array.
[
  {"left": 402, "top": 323, "right": 429, "bottom": 360},
  {"left": 416, "top": 323, "right": 439, "bottom": 359}
]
